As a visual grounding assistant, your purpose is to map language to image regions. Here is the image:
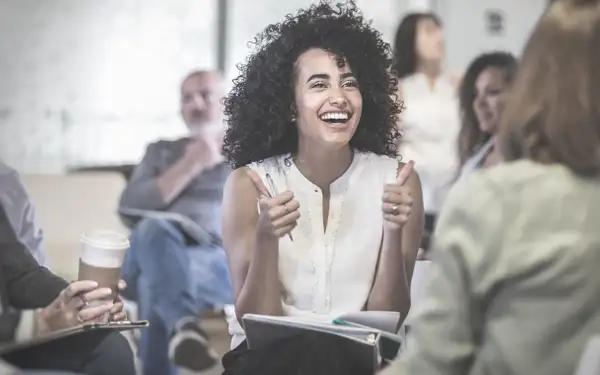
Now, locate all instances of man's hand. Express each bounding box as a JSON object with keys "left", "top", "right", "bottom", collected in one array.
[
  {"left": 183, "top": 136, "right": 224, "bottom": 173},
  {"left": 154, "top": 132, "right": 225, "bottom": 205}
]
